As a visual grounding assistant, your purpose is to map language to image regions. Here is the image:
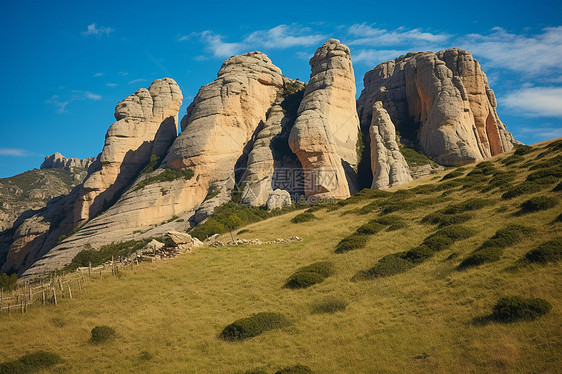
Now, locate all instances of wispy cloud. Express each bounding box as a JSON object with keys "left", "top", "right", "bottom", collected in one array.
[
  {"left": 198, "top": 30, "right": 246, "bottom": 58},
  {"left": 47, "top": 90, "right": 102, "bottom": 113},
  {"left": 0, "top": 148, "right": 30, "bottom": 157},
  {"left": 93, "top": 72, "right": 104, "bottom": 77},
  {"left": 128, "top": 78, "right": 147, "bottom": 85},
  {"left": 347, "top": 23, "right": 450, "bottom": 46},
  {"left": 82, "top": 23, "right": 113, "bottom": 37},
  {"left": 460, "top": 27, "right": 562, "bottom": 79},
  {"left": 352, "top": 49, "right": 409, "bottom": 65},
  {"left": 83, "top": 91, "right": 102, "bottom": 100},
  {"left": 502, "top": 86, "right": 562, "bottom": 117},
  {"left": 46, "top": 95, "right": 69, "bottom": 113},
  {"left": 516, "top": 125, "right": 562, "bottom": 142},
  {"left": 106, "top": 83, "right": 118, "bottom": 87}
]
